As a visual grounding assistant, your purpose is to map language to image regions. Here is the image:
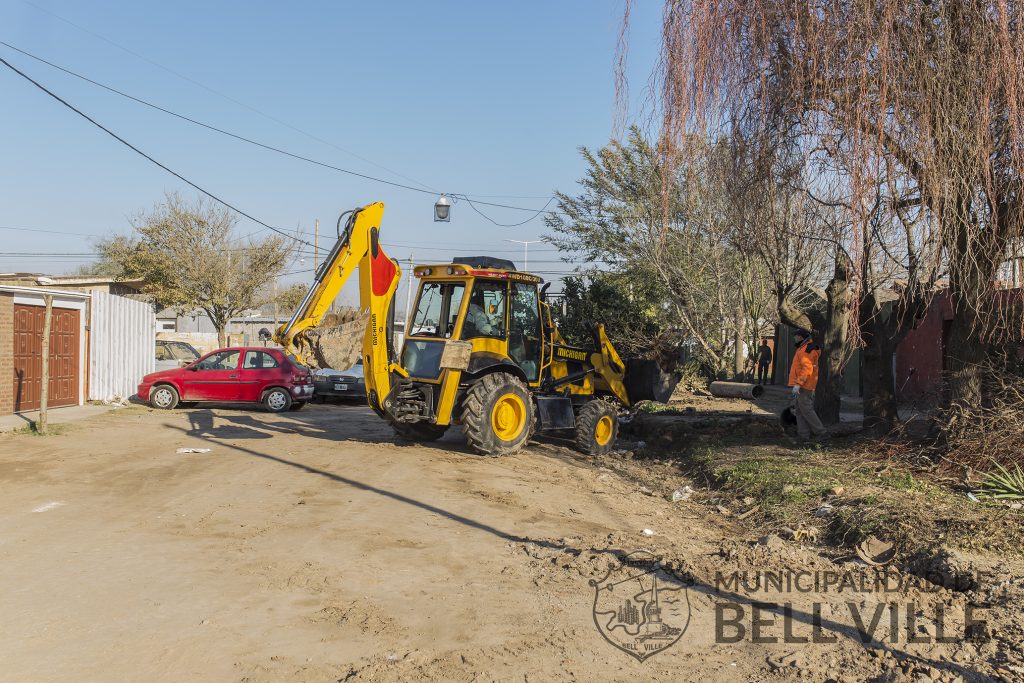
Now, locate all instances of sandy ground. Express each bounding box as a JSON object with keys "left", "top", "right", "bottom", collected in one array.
[{"left": 0, "top": 404, "right": 1018, "bottom": 682}]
